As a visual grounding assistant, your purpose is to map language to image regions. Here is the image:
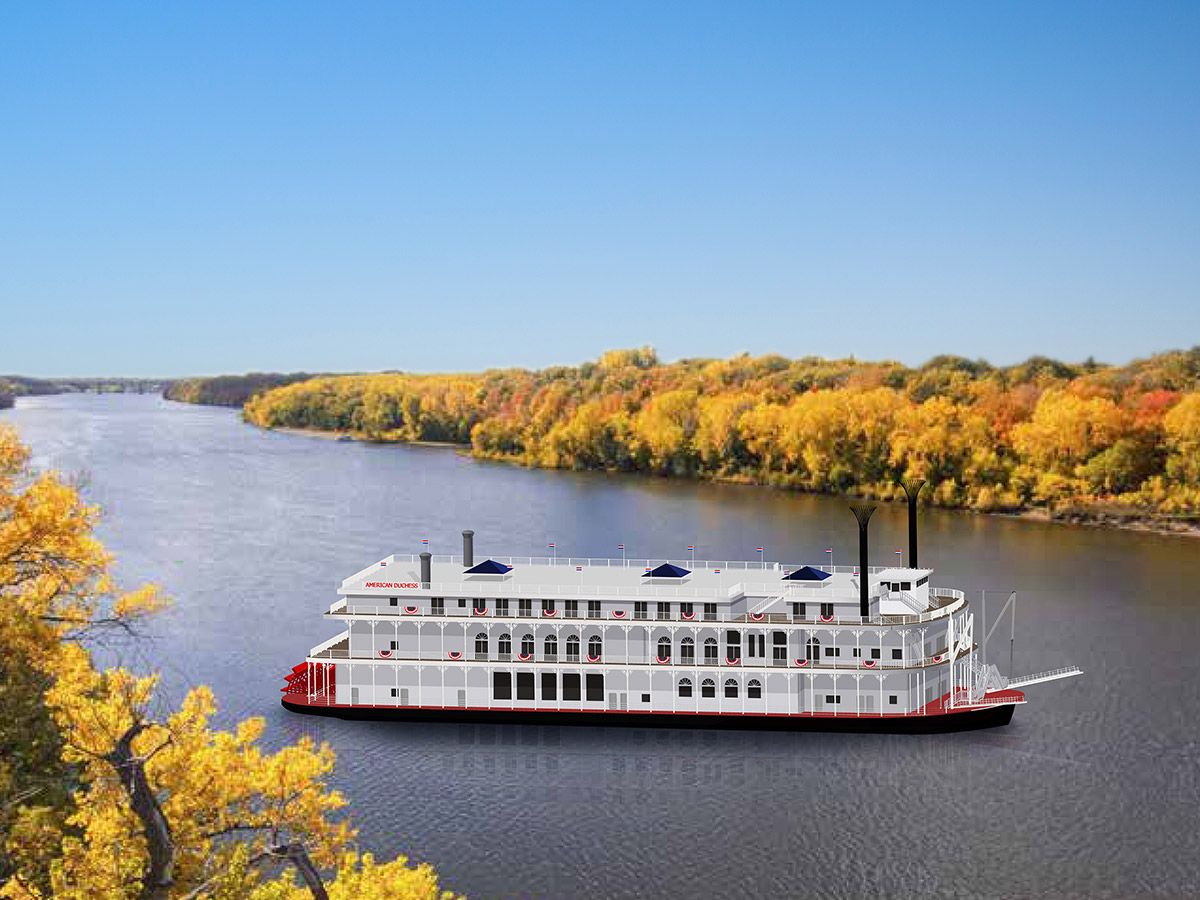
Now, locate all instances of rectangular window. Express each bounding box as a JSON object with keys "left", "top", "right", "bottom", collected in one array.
[
  {"left": 634, "top": 601, "right": 648, "bottom": 620},
  {"left": 390, "top": 640, "right": 397, "bottom": 650},
  {"left": 892, "top": 648, "right": 903, "bottom": 660},
  {"left": 542, "top": 599, "right": 555, "bottom": 614},
  {"left": 541, "top": 672, "right": 557, "bottom": 700},
  {"left": 656, "top": 602, "right": 670, "bottom": 620},
  {"left": 390, "top": 688, "right": 398, "bottom": 697},
  {"left": 825, "top": 694, "right": 841, "bottom": 704},
  {"left": 791, "top": 602, "right": 805, "bottom": 618},
  {"left": 389, "top": 597, "right": 398, "bottom": 607},
  {"left": 458, "top": 598, "right": 466, "bottom": 608},
  {"left": 565, "top": 600, "right": 578, "bottom": 618},
  {"left": 824, "top": 647, "right": 841, "bottom": 657},
  {"left": 641, "top": 693, "right": 651, "bottom": 703},
  {"left": 889, "top": 695, "right": 898, "bottom": 705},
  {"left": 563, "top": 673, "right": 581, "bottom": 701},
  {"left": 518, "top": 599, "right": 532, "bottom": 617},
  {"left": 588, "top": 601, "right": 601, "bottom": 618},
  {"left": 916, "top": 575, "right": 928, "bottom": 586},
  {"left": 496, "top": 598, "right": 509, "bottom": 615},
  {"left": 853, "top": 648, "right": 862, "bottom": 657},
  {"left": 900, "top": 582, "right": 911, "bottom": 591},
  {"left": 431, "top": 597, "right": 444, "bottom": 615},
  {"left": 871, "top": 648, "right": 881, "bottom": 659},
  {"left": 585, "top": 673, "right": 604, "bottom": 702},
  {"left": 493, "top": 672, "right": 512, "bottom": 700},
  {"left": 703, "top": 602, "right": 717, "bottom": 621},
  {"left": 820, "top": 602, "right": 833, "bottom": 618},
  {"left": 680, "top": 602, "right": 693, "bottom": 618},
  {"left": 516, "top": 672, "right": 534, "bottom": 701}
]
